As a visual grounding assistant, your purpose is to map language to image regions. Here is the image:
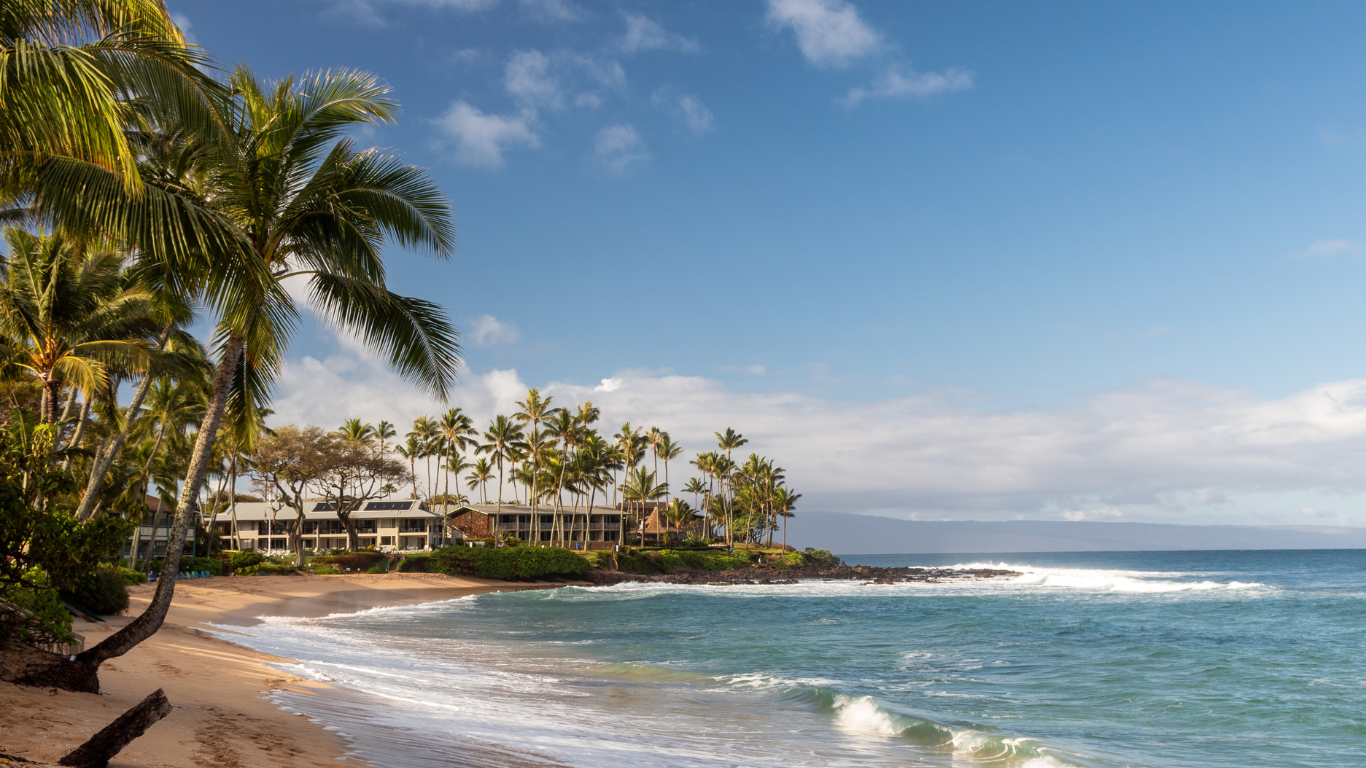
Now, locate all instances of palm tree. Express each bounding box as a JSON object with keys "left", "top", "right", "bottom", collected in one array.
[
  {"left": 621, "top": 467, "right": 667, "bottom": 546},
  {"left": 656, "top": 434, "right": 682, "bottom": 500},
  {"left": 0, "top": 229, "right": 159, "bottom": 423},
  {"left": 339, "top": 418, "right": 375, "bottom": 443},
  {"left": 715, "top": 429, "right": 747, "bottom": 546},
  {"left": 395, "top": 435, "right": 423, "bottom": 500},
  {"left": 1, "top": 0, "right": 219, "bottom": 199},
  {"left": 467, "top": 458, "right": 494, "bottom": 504},
  {"left": 374, "top": 420, "right": 397, "bottom": 452},
  {"left": 665, "top": 498, "right": 697, "bottom": 538},
  {"left": 477, "top": 415, "right": 526, "bottom": 512},
  {"left": 683, "top": 477, "right": 707, "bottom": 518},
  {"left": 78, "top": 66, "right": 460, "bottom": 678},
  {"left": 513, "top": 388, "right": 553, "bottom": 516},
  {"left": 771, "top": 486, "right": 801, "bottom": 550},
  {"left": 437, "top": 407, "right": 476, "bottom": 516},
  {"left": 409, "top": 415, "right": 439, "bottom": 499}
]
